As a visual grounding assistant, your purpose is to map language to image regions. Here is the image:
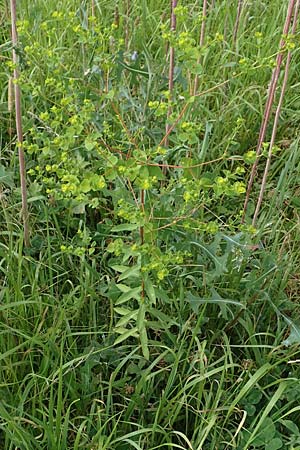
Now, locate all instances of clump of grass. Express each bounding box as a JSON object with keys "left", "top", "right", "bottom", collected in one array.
[
  {"left": 1, "top": 1, "right": 300, "bottom": 449},
  {"left": 9, "top": 0, "right": 29, "bottom": 246}
]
